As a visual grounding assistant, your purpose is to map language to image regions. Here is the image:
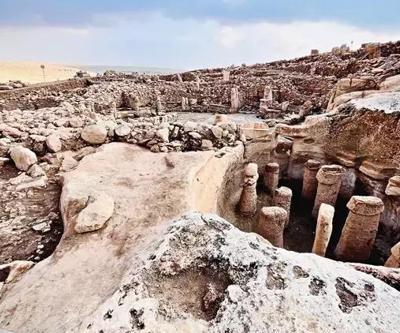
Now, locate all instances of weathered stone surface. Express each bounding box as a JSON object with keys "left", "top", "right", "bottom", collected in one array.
[
  {"left": 9, "top": 146, "right": 37, "bottom": 171},
  {"left": 81, "top": 124, "right": 108, "bottom": 144},
  {"left": 76, "top": 213, "right": 400, "bottom": 332}
]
